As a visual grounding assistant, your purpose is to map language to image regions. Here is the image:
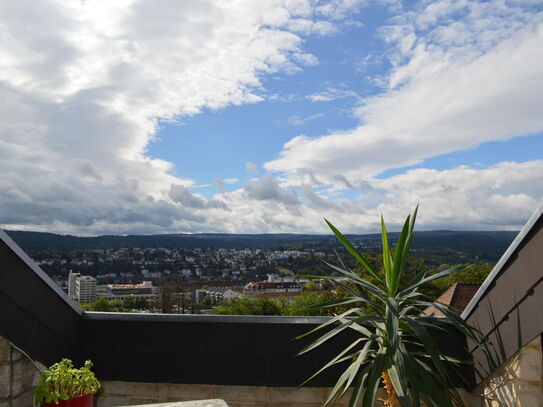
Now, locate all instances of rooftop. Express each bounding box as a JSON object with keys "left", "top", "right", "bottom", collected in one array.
[{"left": 423, "top": 282, "right": 481, "bottom": 317}]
